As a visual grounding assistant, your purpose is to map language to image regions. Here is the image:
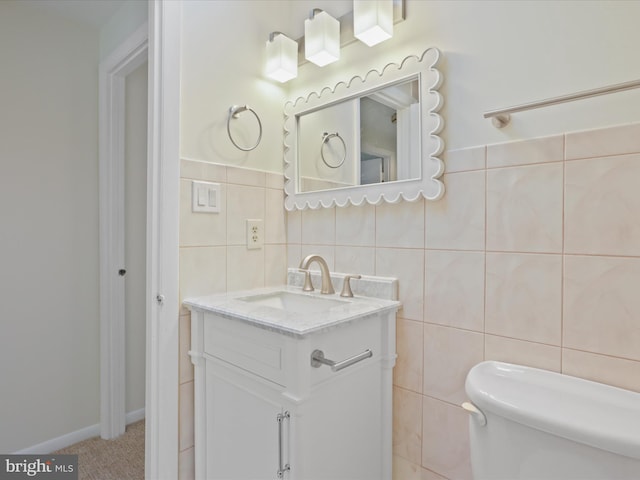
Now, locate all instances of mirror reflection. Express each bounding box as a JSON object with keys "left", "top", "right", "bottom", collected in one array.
[
  {"left": 296, "top": 77, "right": 420, "bottom": 193},
  {"left": 283, "top": 47, "right": 444, "bottom": 210}
]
